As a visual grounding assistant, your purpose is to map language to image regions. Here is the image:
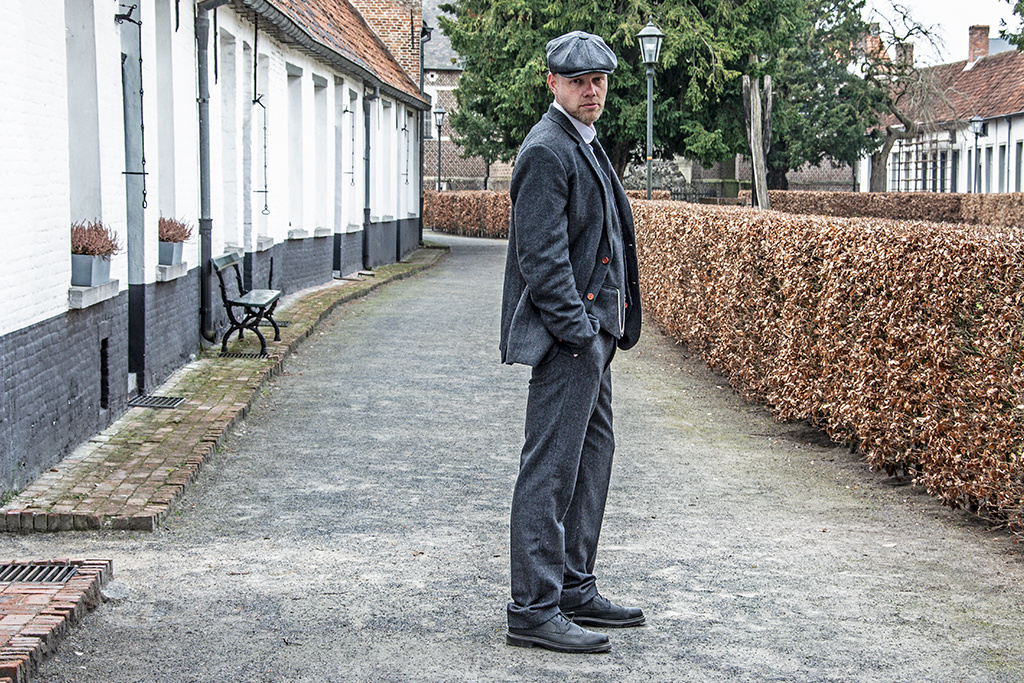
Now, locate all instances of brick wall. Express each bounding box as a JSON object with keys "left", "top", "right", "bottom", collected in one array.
[
  {"left": 0, "top": 294, "right": 129, "bottom": 493},
  {"left": 349, "top": 0, "right": 423, "bottom": 83},
  {"left": 422, "top": 69, "right": 514, "bottom": 190},
  {"left": 276, "top": 235, "right": 336, "bottom": 294},
  {"left": 2, "top": 2, "right": 127, "bottom": 334},
  {"left": 138, "top": 272, "right": 201, "bottom": 393}
]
